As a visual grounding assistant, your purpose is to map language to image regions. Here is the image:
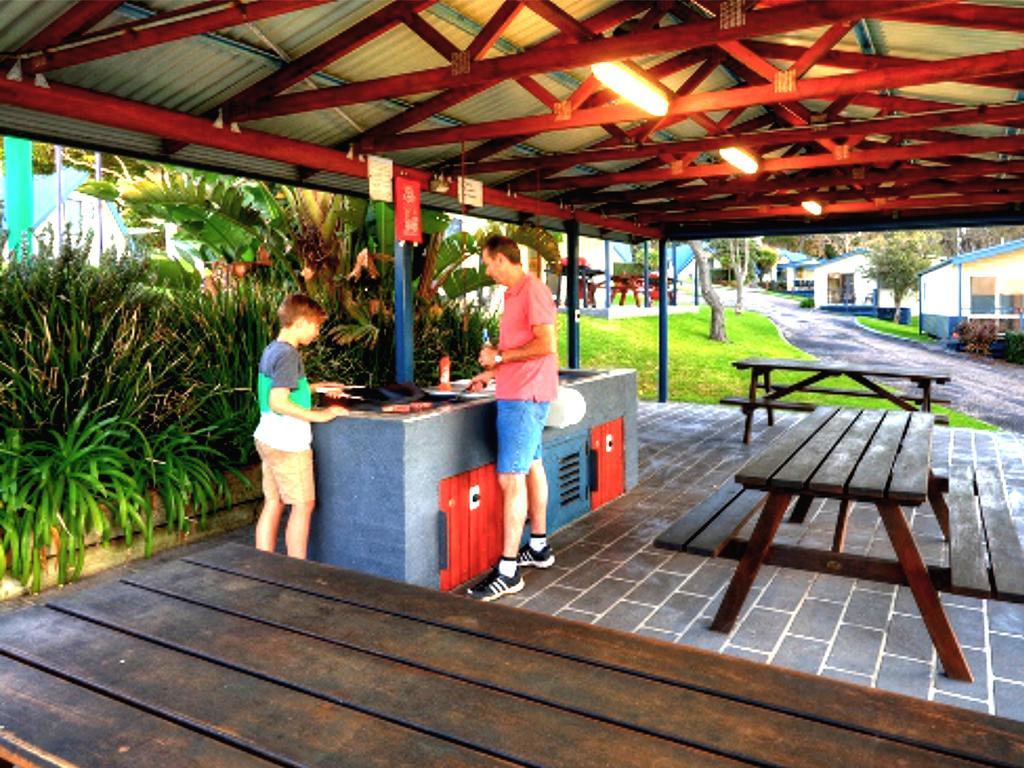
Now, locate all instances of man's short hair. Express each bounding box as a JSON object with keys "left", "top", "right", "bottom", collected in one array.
[
  {"left": 278, "top": 293, "right": 327, "bottom": 328},
  {"left": 483, "top": 235, "right": 521, "bottom": 264}
]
